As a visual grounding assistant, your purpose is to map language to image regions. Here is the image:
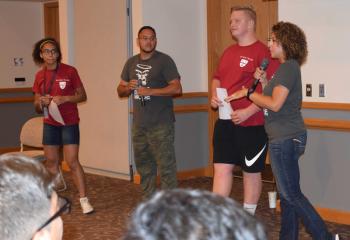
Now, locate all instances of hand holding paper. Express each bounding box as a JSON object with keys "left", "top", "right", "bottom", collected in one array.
[
  {"left": 216, "top": 88, "right": 233, "bottom": 120},
  {"left": 48, "top": 101, "right": 65, "bottom": 125}
]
